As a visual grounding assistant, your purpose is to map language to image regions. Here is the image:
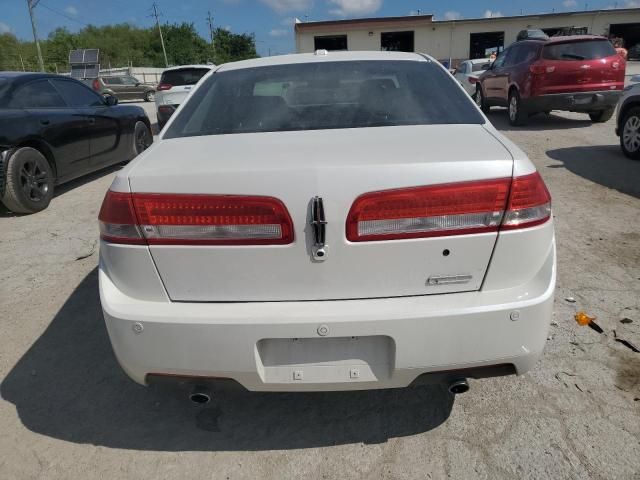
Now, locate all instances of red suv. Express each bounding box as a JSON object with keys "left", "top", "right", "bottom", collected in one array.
[{"left": 476, "top": 36, "right": 625, "bottom": 126}]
